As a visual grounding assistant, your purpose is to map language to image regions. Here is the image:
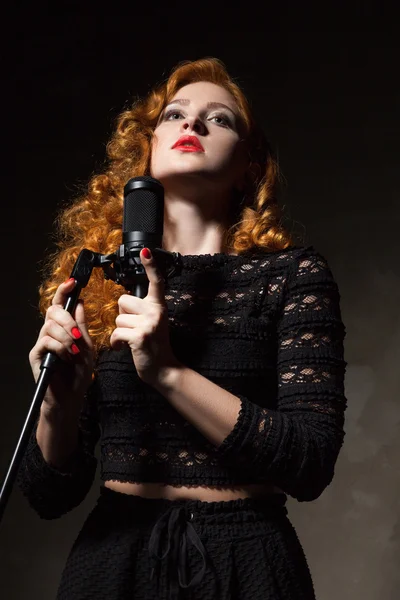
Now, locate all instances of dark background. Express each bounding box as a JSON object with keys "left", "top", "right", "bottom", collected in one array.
[{"left": 1, "top": 4, "right": 400, "bottom": 599}]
